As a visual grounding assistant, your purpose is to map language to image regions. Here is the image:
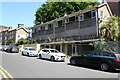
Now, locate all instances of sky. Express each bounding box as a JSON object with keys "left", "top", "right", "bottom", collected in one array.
[
  {"left": 0, "top": 0, "right": 103, "bottom": 28},
  {"left": 1, "top": 2, "right": 45, "bottom": 28}
]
